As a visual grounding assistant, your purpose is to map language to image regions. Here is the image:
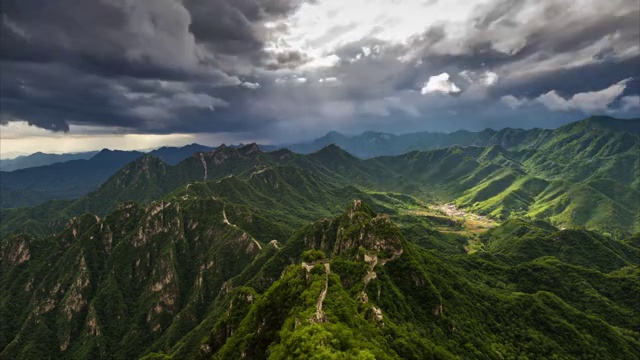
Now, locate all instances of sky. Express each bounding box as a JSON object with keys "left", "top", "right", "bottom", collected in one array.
[{"left": 1, "top": 0, "right": 639, "bottom": 157}]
